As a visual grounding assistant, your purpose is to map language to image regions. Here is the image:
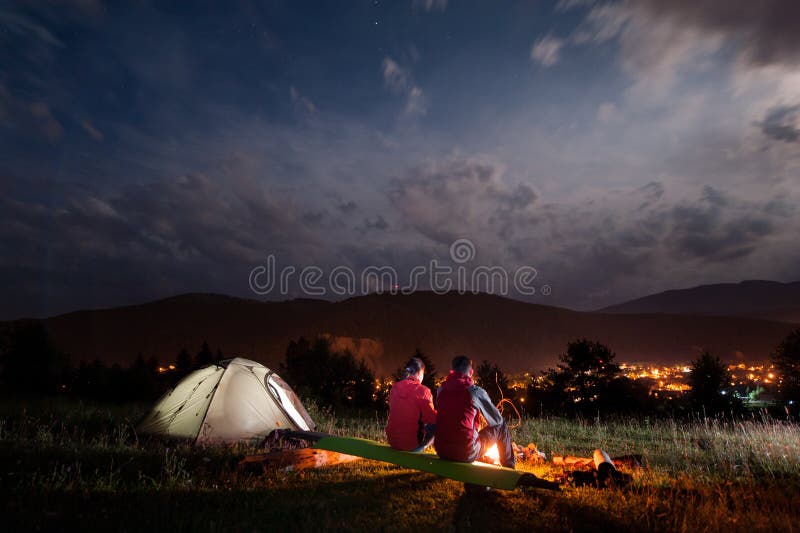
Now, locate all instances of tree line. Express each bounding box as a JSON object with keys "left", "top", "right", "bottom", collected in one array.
[
  {"left": 277, "top": 330, "right": 800, "bottom": 418},
  {"left": 0, "top": 322, "right": 226, "bottom": 402},
  {"left": 3, "top": 320, "right": 800, "bottom": 418}
]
